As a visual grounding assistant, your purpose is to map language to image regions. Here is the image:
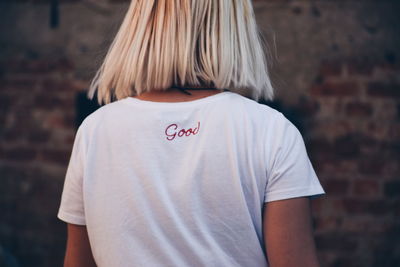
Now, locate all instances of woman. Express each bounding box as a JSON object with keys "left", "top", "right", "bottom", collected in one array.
[{"left": 57, "top": 0, "right": 325, "bottom": 266}]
